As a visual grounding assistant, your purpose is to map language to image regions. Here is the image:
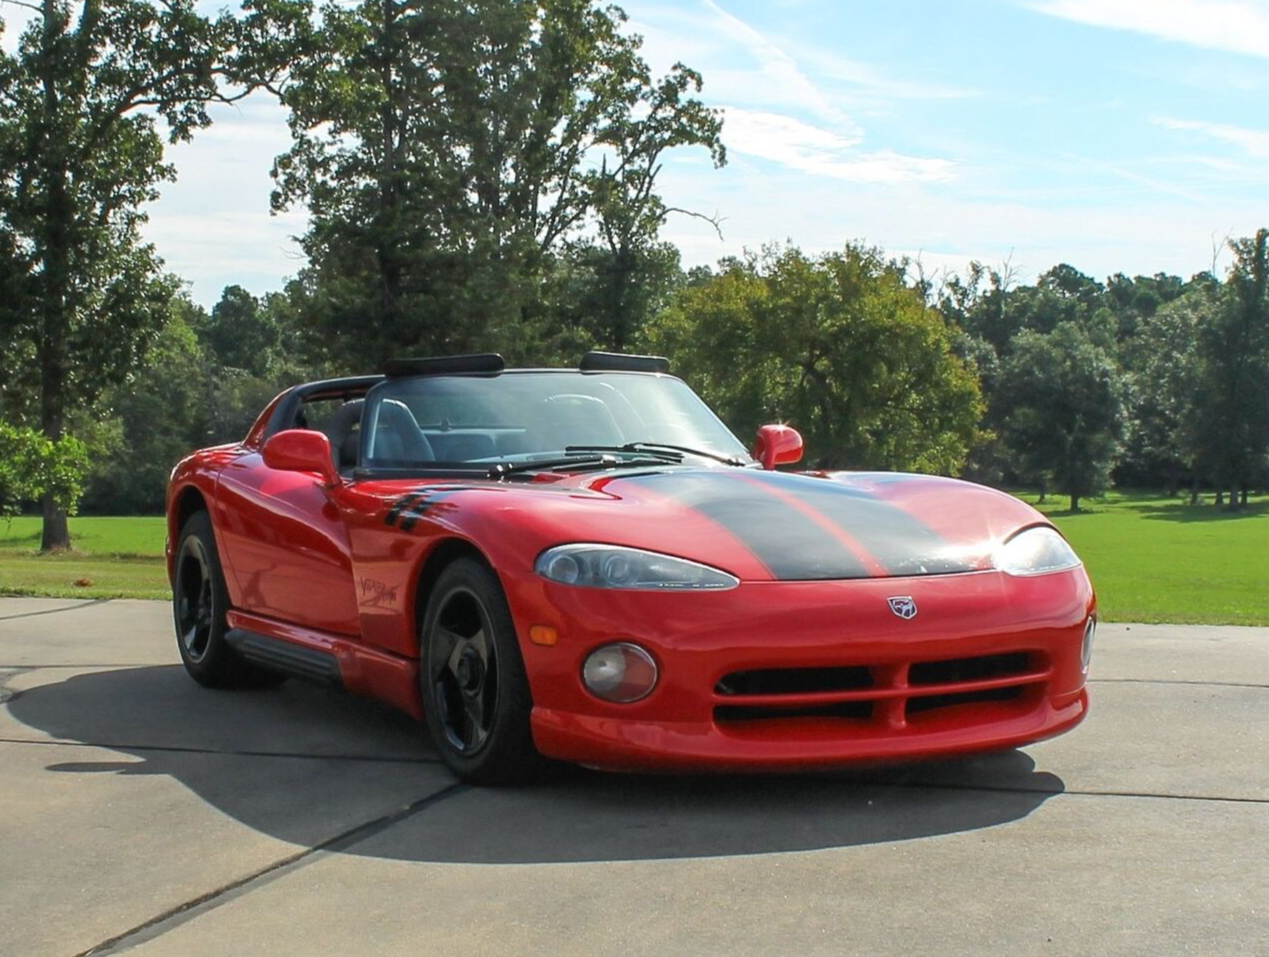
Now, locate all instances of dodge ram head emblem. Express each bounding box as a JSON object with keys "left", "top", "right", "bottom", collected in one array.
[{"left": 888, "top": 596, "right": 918, "bottom": 620}]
